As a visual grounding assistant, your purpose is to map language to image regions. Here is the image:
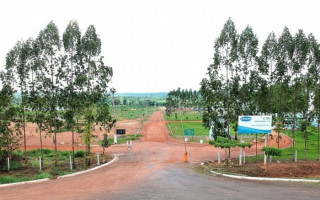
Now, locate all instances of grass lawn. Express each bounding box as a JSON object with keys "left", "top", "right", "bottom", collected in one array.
[
  {"left": 278, "top": 129, "right": 320, "bottom": 160},
  {"left": 116, "top": 105, "right": 158, "bottom": 121},
  {"left": 164, "top": 111, "right": 202, "bottom": 121},
  {"left": 234, "top": 129, "right": 320, "bottom": 164}
]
